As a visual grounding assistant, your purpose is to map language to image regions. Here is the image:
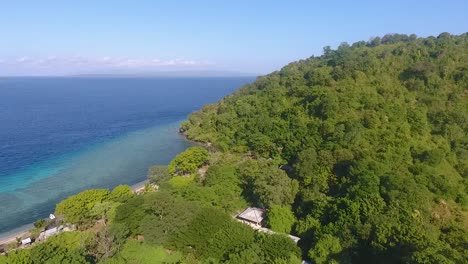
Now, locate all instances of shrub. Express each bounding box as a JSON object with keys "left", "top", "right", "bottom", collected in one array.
[{"left": 168, "top": 147, "right": 210, "bottom": 175}]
